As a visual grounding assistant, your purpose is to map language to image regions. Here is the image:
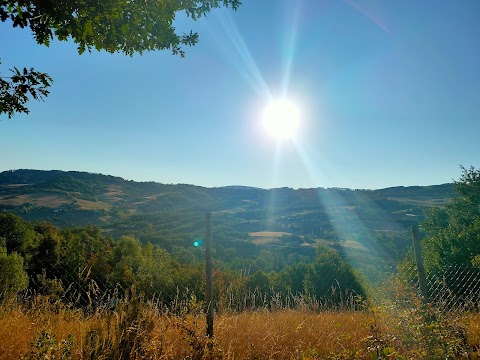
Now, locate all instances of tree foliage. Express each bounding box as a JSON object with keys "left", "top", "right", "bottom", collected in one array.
[
  {"left": 0, "top": 213, "right": 367, "bottom": 308},
  {"left": 0, "top": 62, "right": 52, "bottom": 118},
  {"left": 0, "top": 0, "right": 241, "bottom": 118},
  {"left": 1, "top": 0, "right": 240, "bottom": 56},
  {"left": 303, "top": 246, "right": 365, "bottom": 301},
  {"left": 422, "top": 166, "right": 480, "bottom": 271},
  {"left": 0, "top": 246, "right": 29, "bottom": 301},
  {"left": 0, "top": 213, "right": 36, "bottom": 258}
]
